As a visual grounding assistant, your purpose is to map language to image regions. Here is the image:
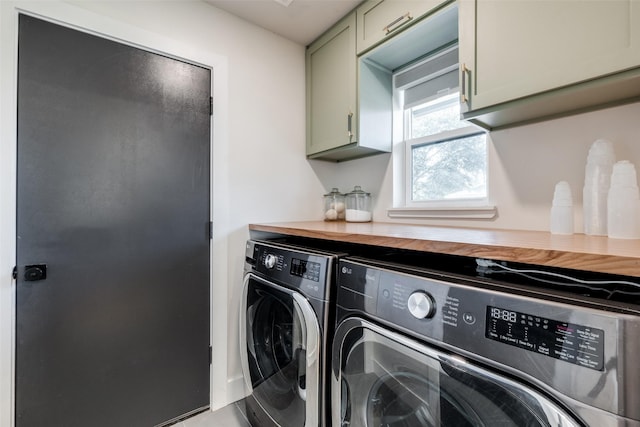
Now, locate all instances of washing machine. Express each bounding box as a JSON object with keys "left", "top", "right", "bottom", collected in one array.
[
  {"left": 332, "top": 257, "right": 640, "bottom": 427},
  {"left": 240, "top": 240, "right": 343, "bottom": 427}
]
